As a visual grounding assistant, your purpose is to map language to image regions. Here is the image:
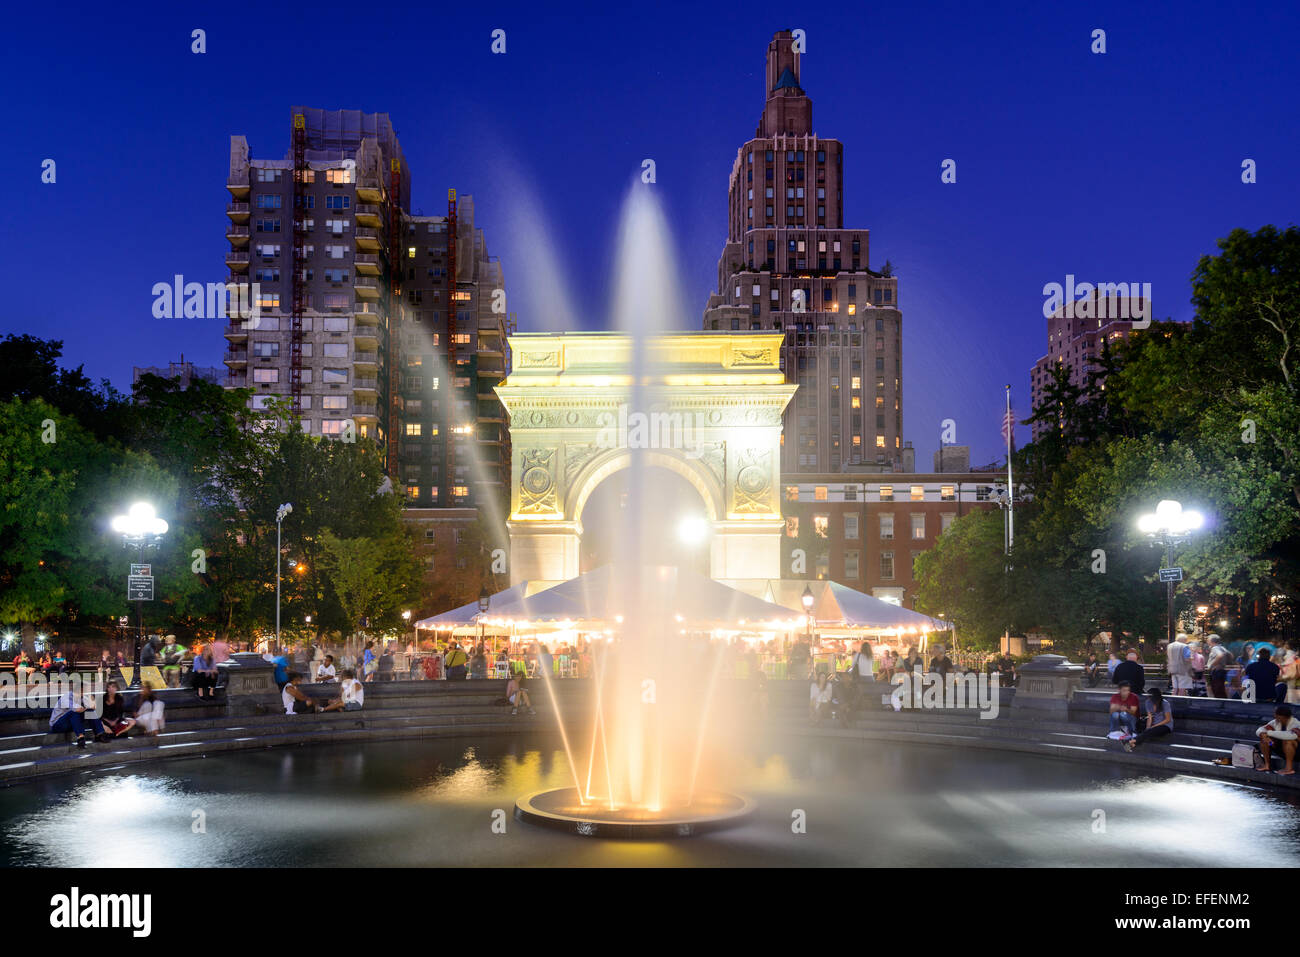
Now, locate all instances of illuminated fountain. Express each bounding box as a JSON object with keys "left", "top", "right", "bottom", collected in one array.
[{"left": 511, "top": 188, "right": 765, "bottom": 837}]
